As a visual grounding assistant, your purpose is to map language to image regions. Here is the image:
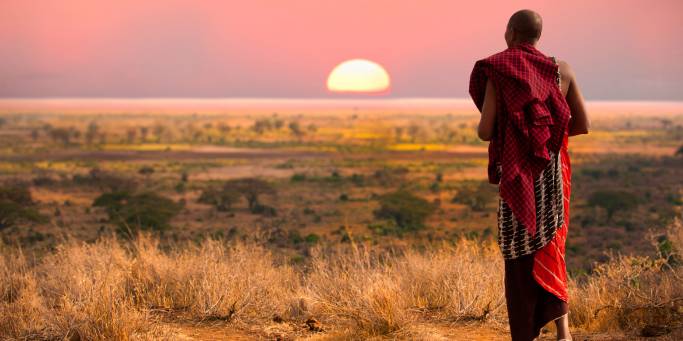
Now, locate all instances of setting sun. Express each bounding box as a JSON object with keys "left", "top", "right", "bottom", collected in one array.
[{"left": 326, "top": 59, "right": 390, "bottom": 93}]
